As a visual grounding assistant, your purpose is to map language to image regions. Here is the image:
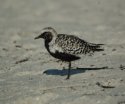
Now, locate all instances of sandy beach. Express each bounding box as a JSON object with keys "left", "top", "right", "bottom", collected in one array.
[{"left": 0, "top": 0, "right": 125, "bottom": 104}]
